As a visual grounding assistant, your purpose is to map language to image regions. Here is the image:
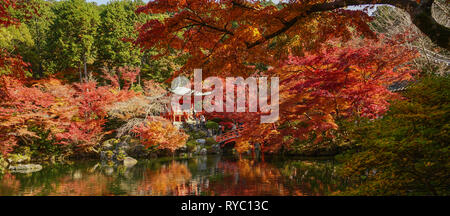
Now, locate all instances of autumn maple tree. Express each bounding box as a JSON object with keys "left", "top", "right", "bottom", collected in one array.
[
  {"left": 135, "top": 0, "right": 424, "bottom": 153},
  {"left": 0, "top": 0, "right": 32, "bottom": 79},
  {"left": 0, "top": 0, "right": 19, "bottom": 27},
  {"left": 132, "top": 117, "right": 189, "bottom": 152},
  {"left": 0, "top": 63, "right": 144, "bottom": 157},
  {"left": 54, "top": 80, "right": 134, "bottom": 151},
  {"left": 135, "top": 0, "right": 447, "bottom": 77},
  {"left": 0, "top": 0, "right": 36, "bottom": 156}
]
